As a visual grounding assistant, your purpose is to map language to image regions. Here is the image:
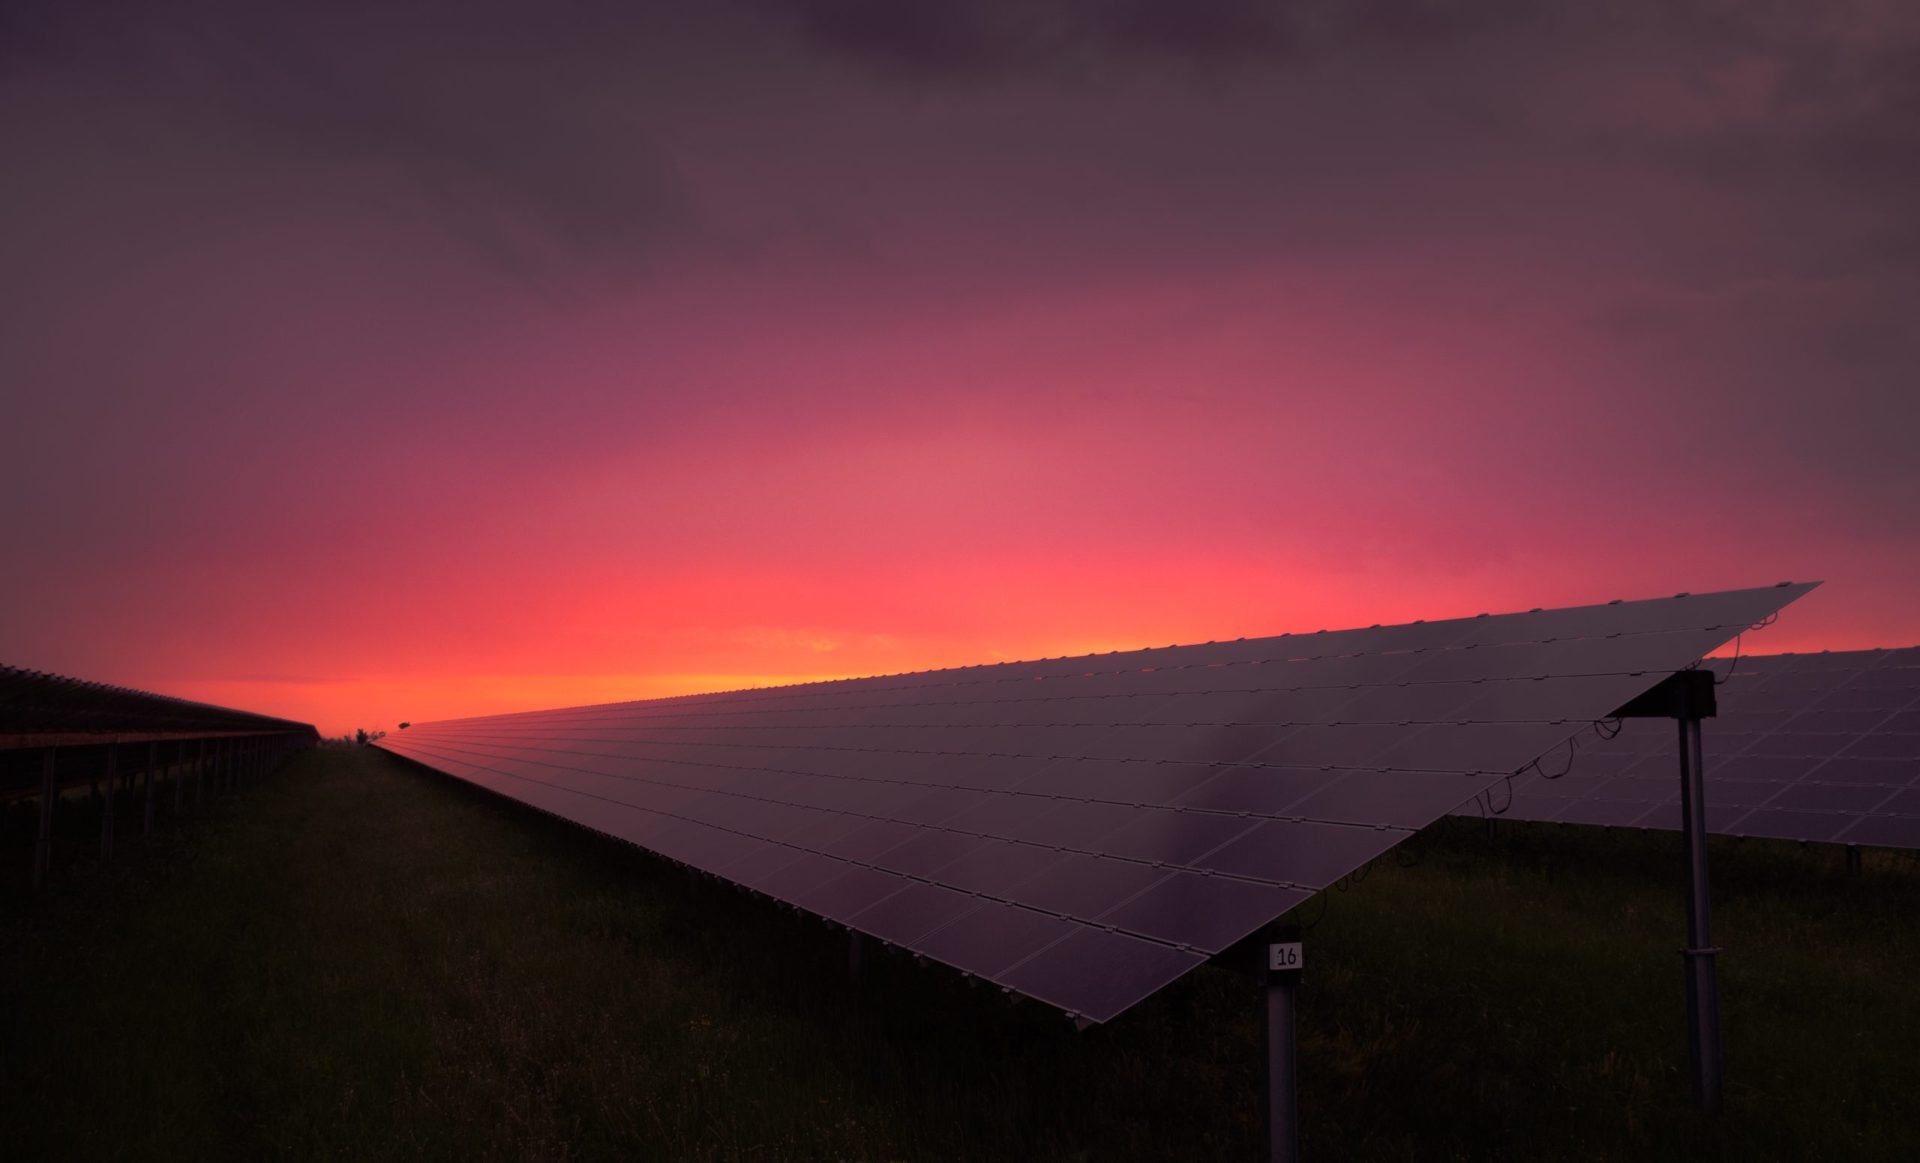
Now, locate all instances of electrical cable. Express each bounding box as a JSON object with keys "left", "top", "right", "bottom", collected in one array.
[
  {"left": 1486, "top": 774, "right": 1514, "bottom": 814},
  {"left": 1715, "top": 612, "right": 1778, "bottom": 686},
  {"left": 1533, "top": 736, "right": 1577, "bottom": 781}
]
